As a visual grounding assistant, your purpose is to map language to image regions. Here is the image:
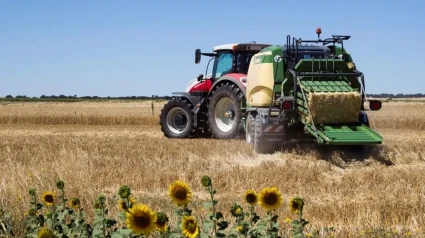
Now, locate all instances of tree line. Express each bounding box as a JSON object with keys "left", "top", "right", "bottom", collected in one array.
[
  {"left": 3, "top": 95, "right": 173, "bottom": 100},
  {"left": 3, "top": 93, "right": 425, "bottom": 100}
]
